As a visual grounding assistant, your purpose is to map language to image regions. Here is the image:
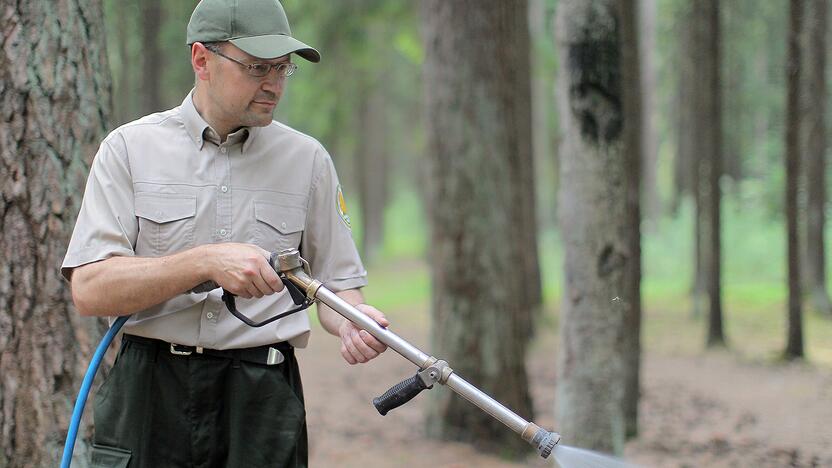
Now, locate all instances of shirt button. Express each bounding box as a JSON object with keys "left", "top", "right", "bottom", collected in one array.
[
  {"left": 220, "top": 185, "right": 228, "bottom": 193},
  {"left": 281, "top": 222, "right": 287, "bottom": 230},
  {"left": 220, "top": 147, "right": 227, "bottom": 154},
  {"left": 219, "top": 229, "right": 227, "bottom": 236},
  {"left": 206, "top": 312, "right": 214, "bottom": 319}
]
